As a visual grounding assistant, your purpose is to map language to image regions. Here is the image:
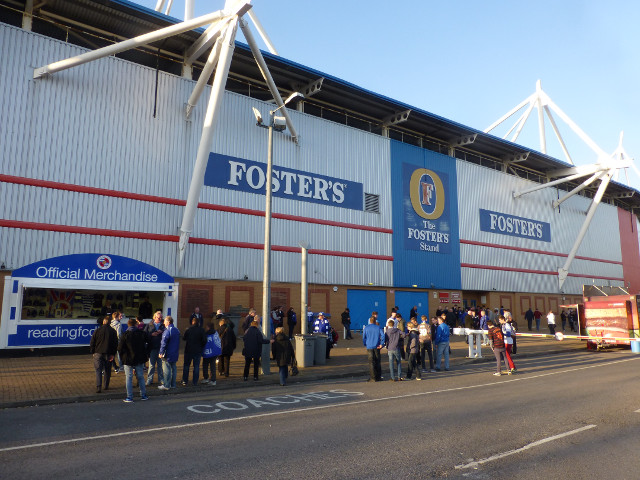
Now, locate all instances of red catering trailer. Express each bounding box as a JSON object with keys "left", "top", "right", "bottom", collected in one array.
[{"left": 581, "top": 295, "right": 640, "bottom": 349}]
